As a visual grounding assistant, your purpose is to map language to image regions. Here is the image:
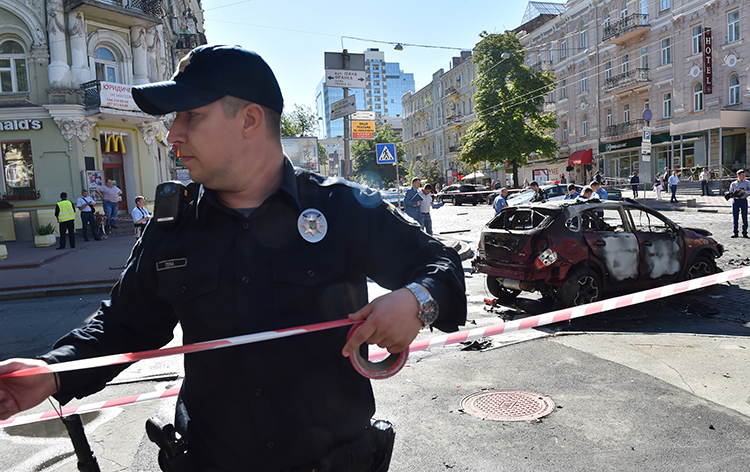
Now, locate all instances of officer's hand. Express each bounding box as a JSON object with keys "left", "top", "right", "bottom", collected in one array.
[
  {"left": 0, "top": 359, "right": 58, "bottom": 421},
  {"left": 342, "top": 288, "right": 423, "bottom": 357}
]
